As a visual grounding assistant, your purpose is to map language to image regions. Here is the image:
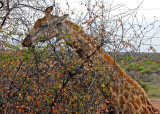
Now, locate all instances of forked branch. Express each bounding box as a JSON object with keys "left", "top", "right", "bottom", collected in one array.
[{"left": 0, "top": 1, "right": 3, "bottom": 9}]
